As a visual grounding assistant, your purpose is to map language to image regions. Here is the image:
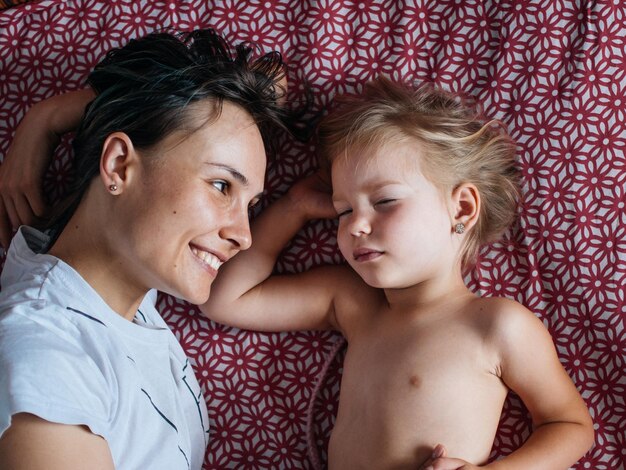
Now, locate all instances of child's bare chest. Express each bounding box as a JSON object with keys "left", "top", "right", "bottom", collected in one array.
[
  {"left": 328, "top": 315, "right": 508, "bottom": 468},
  {"left": 343, "top": 318, "right": 497, "bottom": 411}
]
